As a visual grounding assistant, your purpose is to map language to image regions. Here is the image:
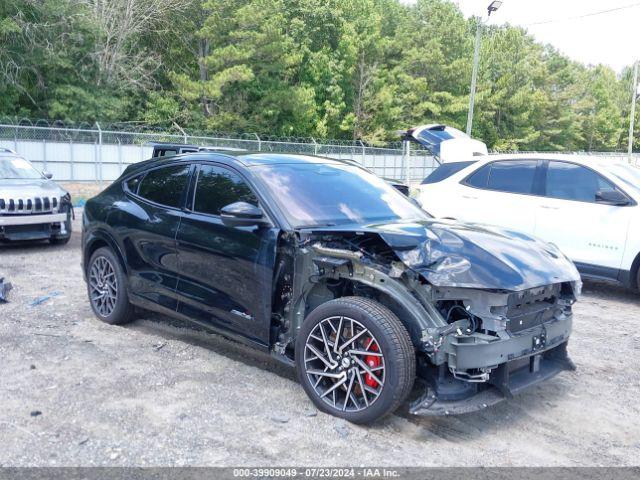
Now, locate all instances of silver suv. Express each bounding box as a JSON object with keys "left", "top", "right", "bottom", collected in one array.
[{"left": 0, "top": 148, "right": 72, "bottom": 244}]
